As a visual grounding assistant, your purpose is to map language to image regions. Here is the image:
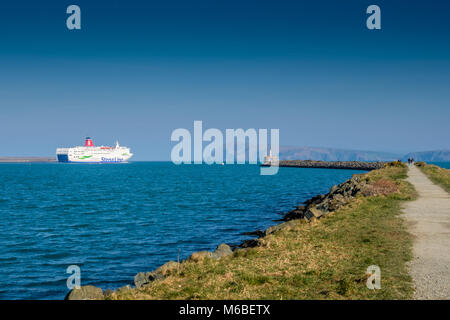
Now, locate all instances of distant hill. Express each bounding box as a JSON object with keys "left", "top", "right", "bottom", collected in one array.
[
  {"left": 0, "top": 157, "right": 56, "bottom": 163},
  {"left": 279, "top": 146, "right": 401, "bottom": 162},
  {"left": 278, "top": 146, "right": 450, "bottom": 162},
  {"left": 402, "top": 150, "right": 450, "bottom": 162}
]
